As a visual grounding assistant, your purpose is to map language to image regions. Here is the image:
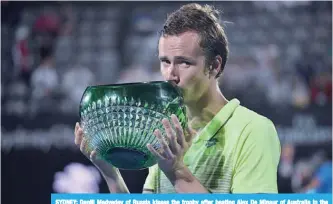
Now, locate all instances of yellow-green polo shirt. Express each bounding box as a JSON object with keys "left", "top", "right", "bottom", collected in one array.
[{"left": 143, "top": 99, "right": 281, "bottom": 193}]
